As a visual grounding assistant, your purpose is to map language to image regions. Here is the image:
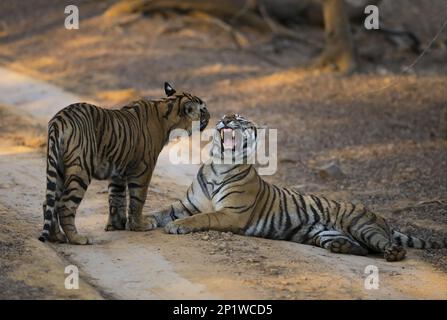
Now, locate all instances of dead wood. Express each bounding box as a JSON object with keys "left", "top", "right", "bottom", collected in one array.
[{"left": 392, "top": 199, "right": 447, "bottom": 214}]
